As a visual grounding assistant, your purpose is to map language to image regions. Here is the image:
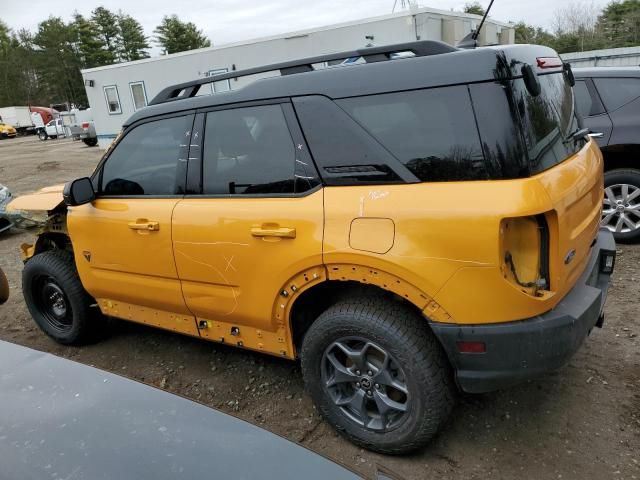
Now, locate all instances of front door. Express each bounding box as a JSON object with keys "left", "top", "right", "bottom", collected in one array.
[
  {"left": 172, "top": 103, "right": 323, "bottom": 355},
  {"left": 68, "top": 113, "right": 200, "bottom": 336}
]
